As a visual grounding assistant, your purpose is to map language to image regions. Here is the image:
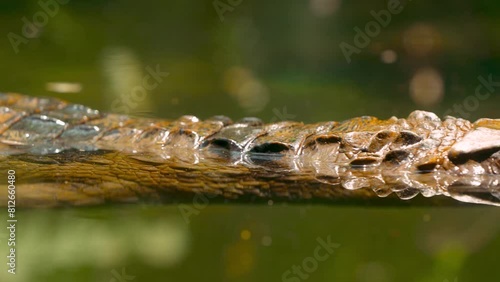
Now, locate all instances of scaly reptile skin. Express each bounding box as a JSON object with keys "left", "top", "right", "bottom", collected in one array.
[{"left": 0, "top": 93, "right": 498, "bottom": 207}]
